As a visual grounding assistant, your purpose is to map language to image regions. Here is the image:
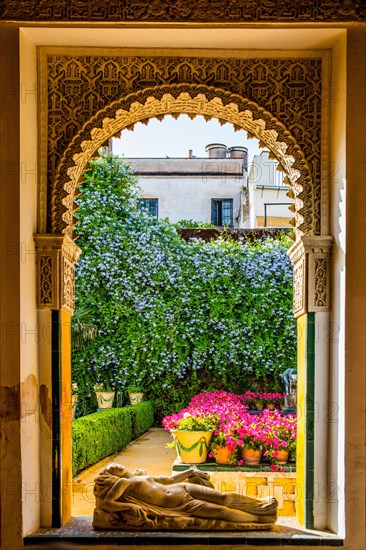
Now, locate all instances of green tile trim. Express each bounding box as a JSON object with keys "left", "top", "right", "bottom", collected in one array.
[
  {"left": 173, "top": 463, "right": 296, "bottom": 473},
  {"left": 305, "top": 312, "right": 315, "bottom": 529},
  {"left": 51, "top": 310, "right": 62, "bottom": 528}
]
